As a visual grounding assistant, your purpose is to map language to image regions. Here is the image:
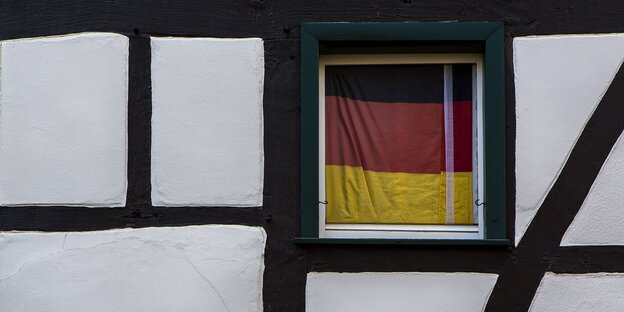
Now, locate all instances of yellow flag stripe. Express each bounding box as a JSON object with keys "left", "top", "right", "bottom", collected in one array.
[{"left": 325, "top": 165, "right": 473, "bottom": 225}]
